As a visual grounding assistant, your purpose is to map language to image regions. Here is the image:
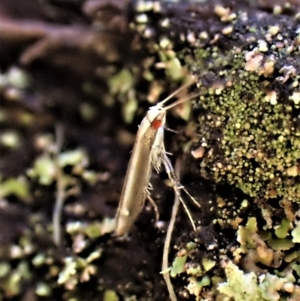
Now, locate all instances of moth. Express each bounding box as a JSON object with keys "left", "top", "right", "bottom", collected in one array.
[{"left": 115, "top": 80, "right": 200, "bottom": 236}]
